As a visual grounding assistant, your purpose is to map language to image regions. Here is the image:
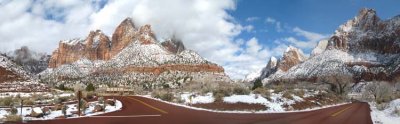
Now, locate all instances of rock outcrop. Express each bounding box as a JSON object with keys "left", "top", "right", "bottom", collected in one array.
[
  {"left": 255, "top": 8, "right": 400, "bottom": 84},
  {"left": 48, "top": 30, "right": 112, "bottom": 68},
  {"left": 42, "top": 18, "right": 230, "bottom": 88},
  {"left": 0, "top": 54, "right": 31, "bottom": 83},
  {"left": 276, "top": 46, "right": 306, "bottom": 72},
  {"left": 161, "top": 37, "right": 186, "bottom": 54}
]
